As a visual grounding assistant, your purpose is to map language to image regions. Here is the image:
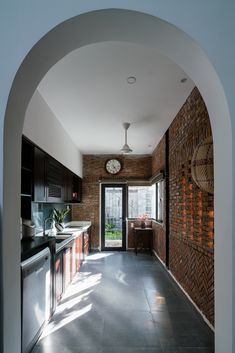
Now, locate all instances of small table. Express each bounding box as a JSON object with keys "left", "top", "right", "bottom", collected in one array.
[{"left": 134, "top": 227, "right": 153, "bottom": 255}]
